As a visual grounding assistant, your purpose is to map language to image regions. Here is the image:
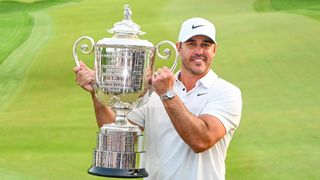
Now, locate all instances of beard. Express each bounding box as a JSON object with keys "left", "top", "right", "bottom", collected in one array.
[{"left": 181, "top": 55, "right": 211, "bottom": 76}]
